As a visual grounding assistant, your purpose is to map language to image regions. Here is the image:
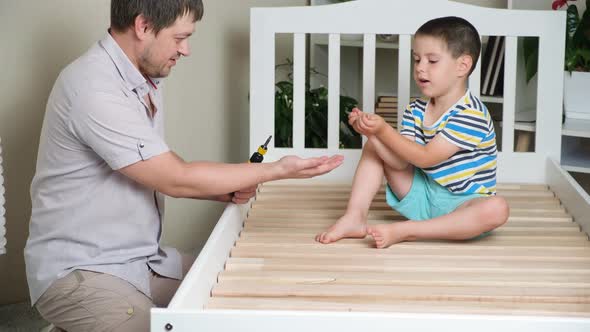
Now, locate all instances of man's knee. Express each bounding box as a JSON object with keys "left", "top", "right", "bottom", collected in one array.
[{"left": 36, "top": 270, "right": 152, "bottom": 332}]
